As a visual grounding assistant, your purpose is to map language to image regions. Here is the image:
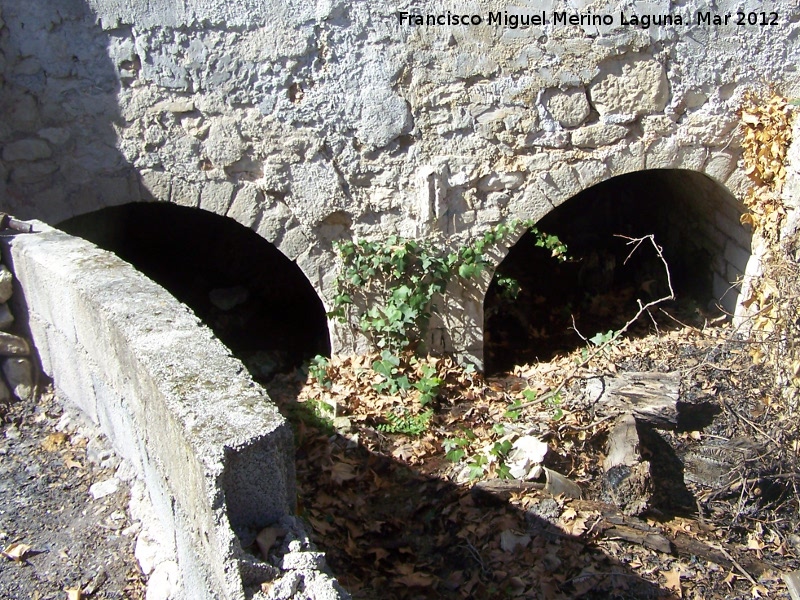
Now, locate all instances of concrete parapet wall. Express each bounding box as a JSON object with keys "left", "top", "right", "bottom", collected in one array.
[{"left": 0, "top": 223, "right": 295, "bottom": 600}]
